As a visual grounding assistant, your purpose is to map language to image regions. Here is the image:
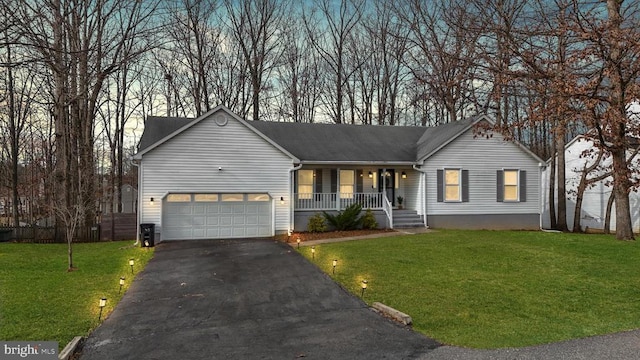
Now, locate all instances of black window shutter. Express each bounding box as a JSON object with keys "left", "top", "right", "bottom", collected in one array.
[
  {"left": 330, "top": 169, "right": 337, "bottom": 193},
  {"left": 294, "top": 170, "right": 298, "bottom": 191},
  {"left": 315, "top": 169, "right": 323, "bottom": 194},
  {"left": 437, "top": 170, "right": 443, "bottom": 202},
  {"left": 519, "top": 170, "right": 527, "bottom": 202},
  {"left": 356, "top": 170, "right": 363, "bottom": 193},
  {"left": 462, "top": 170, "right": 469, "bottom": 202},
  {"left": 496, "top": 170, "right": 504, "bottom": 202}
]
